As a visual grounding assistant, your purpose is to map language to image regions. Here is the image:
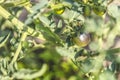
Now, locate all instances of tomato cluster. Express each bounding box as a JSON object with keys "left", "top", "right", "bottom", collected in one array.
[
  {"left": 82, "top": 0, "right": 107, "bottom": 16},
  {"left": 46, "top": 0, "right": 109, "bottom": 47}
]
